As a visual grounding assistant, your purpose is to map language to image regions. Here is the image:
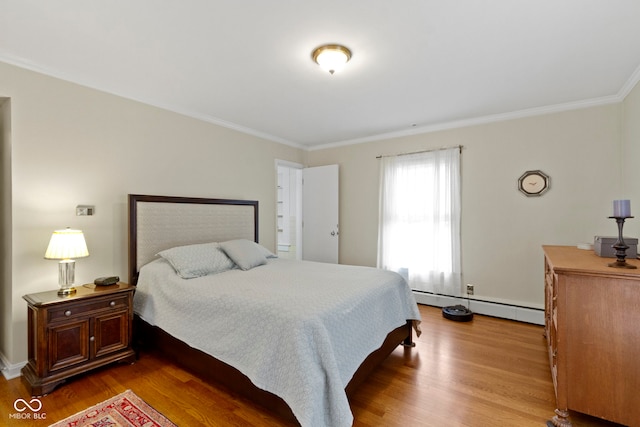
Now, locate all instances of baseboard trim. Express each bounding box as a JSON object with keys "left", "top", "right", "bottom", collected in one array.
[
  {"left": 0, "top": 352, "right": 25, "bottom": 380},
  {"left": 413, "top": 291, "right": 544, "bottom": 325}
]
